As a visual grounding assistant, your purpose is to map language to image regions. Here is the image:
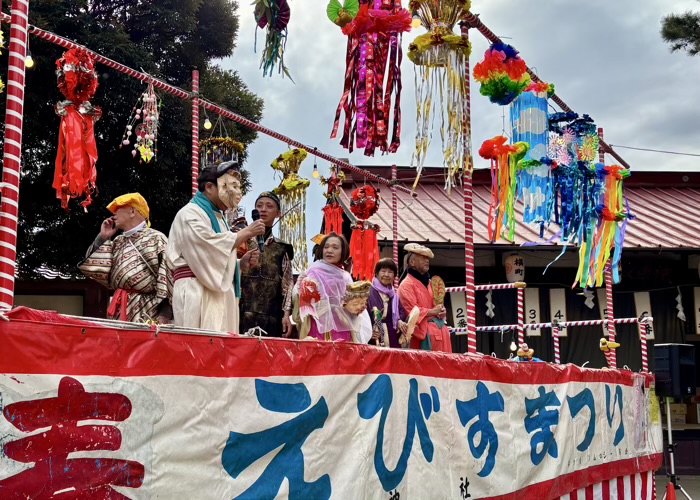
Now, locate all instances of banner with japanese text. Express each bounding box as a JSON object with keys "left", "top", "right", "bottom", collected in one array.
[{"left": 0, "top": 308, "right": 663, "bottom": 499}]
